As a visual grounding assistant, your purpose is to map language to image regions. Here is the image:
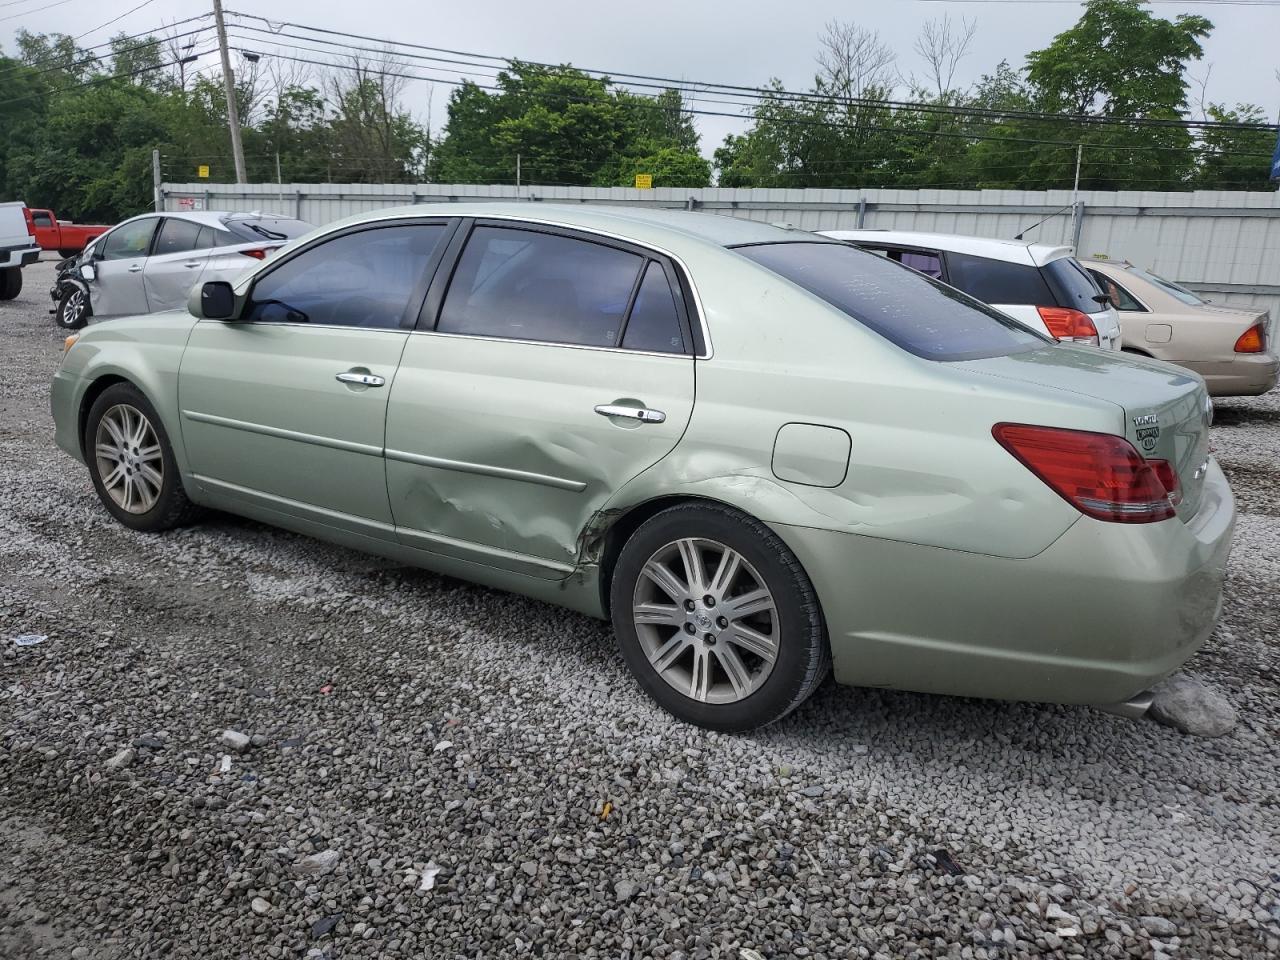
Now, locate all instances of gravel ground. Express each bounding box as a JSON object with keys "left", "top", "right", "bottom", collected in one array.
[{"left": 2, "top": 259, "right": 1278, "bottom": 960}]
